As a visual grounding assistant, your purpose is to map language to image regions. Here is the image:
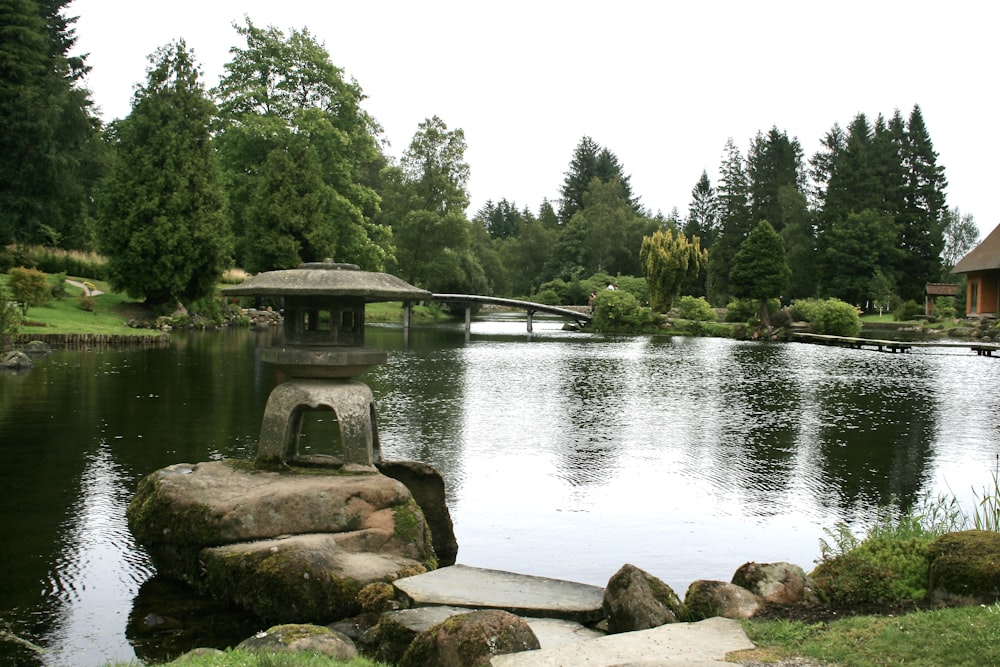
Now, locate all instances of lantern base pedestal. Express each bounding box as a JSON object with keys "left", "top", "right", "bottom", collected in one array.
[{"left": 256, "top": 378, "right": 381, "bottom": 471}]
